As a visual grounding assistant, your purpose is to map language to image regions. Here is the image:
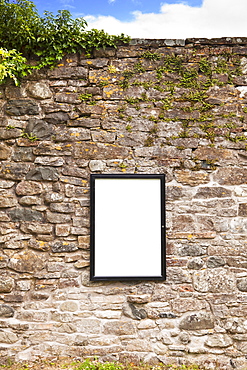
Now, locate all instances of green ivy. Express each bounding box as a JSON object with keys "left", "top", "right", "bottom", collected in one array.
[
  {"left": 0, "top": 48, "right": 30, "bottom": 85},
  {"left": 0, "top": 0, "right": 130, "bottom": 84}
]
